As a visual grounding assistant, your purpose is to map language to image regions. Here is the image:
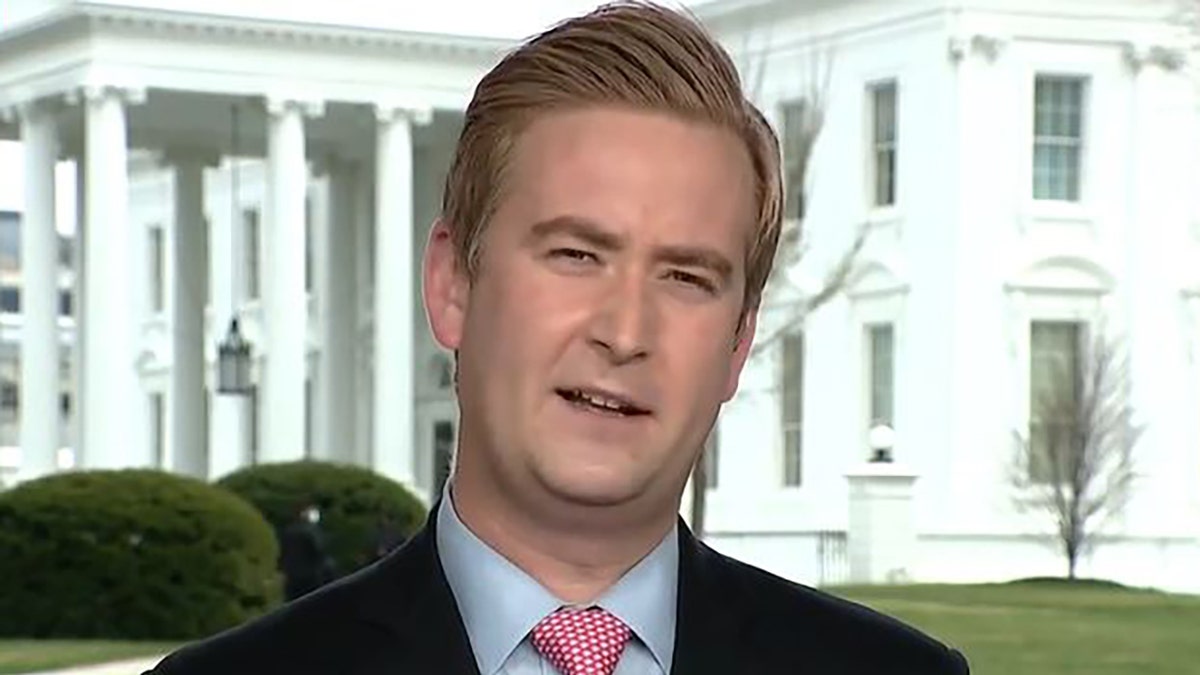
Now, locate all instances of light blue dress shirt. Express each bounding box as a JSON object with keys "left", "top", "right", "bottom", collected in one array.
[{"left": 436, "top": 483, "right": 677, "bottom": 675}]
